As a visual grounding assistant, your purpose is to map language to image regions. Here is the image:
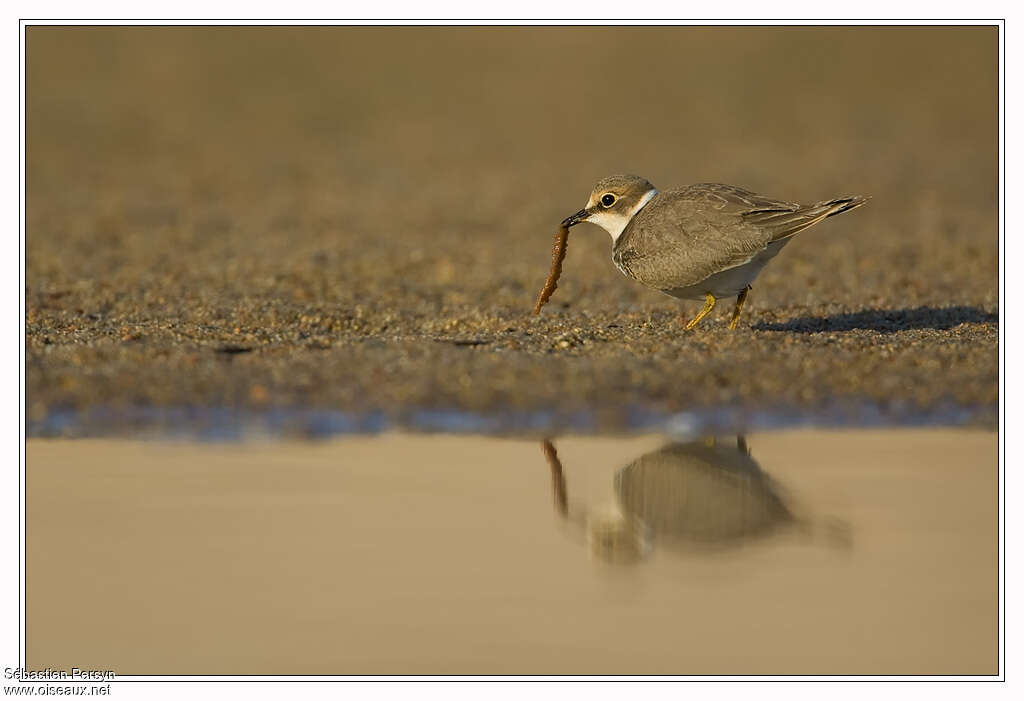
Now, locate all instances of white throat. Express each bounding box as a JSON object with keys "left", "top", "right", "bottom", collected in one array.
[{"left": 586, "top": 189, "right": 658, "bottom": 242}]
